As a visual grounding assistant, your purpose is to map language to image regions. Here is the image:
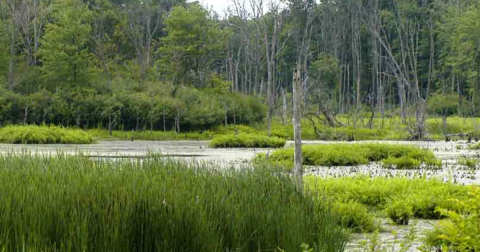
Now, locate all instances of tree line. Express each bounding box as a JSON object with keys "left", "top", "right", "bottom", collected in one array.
[{"left": 0, "top": 0, "right": 479, "bottom": 137}]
